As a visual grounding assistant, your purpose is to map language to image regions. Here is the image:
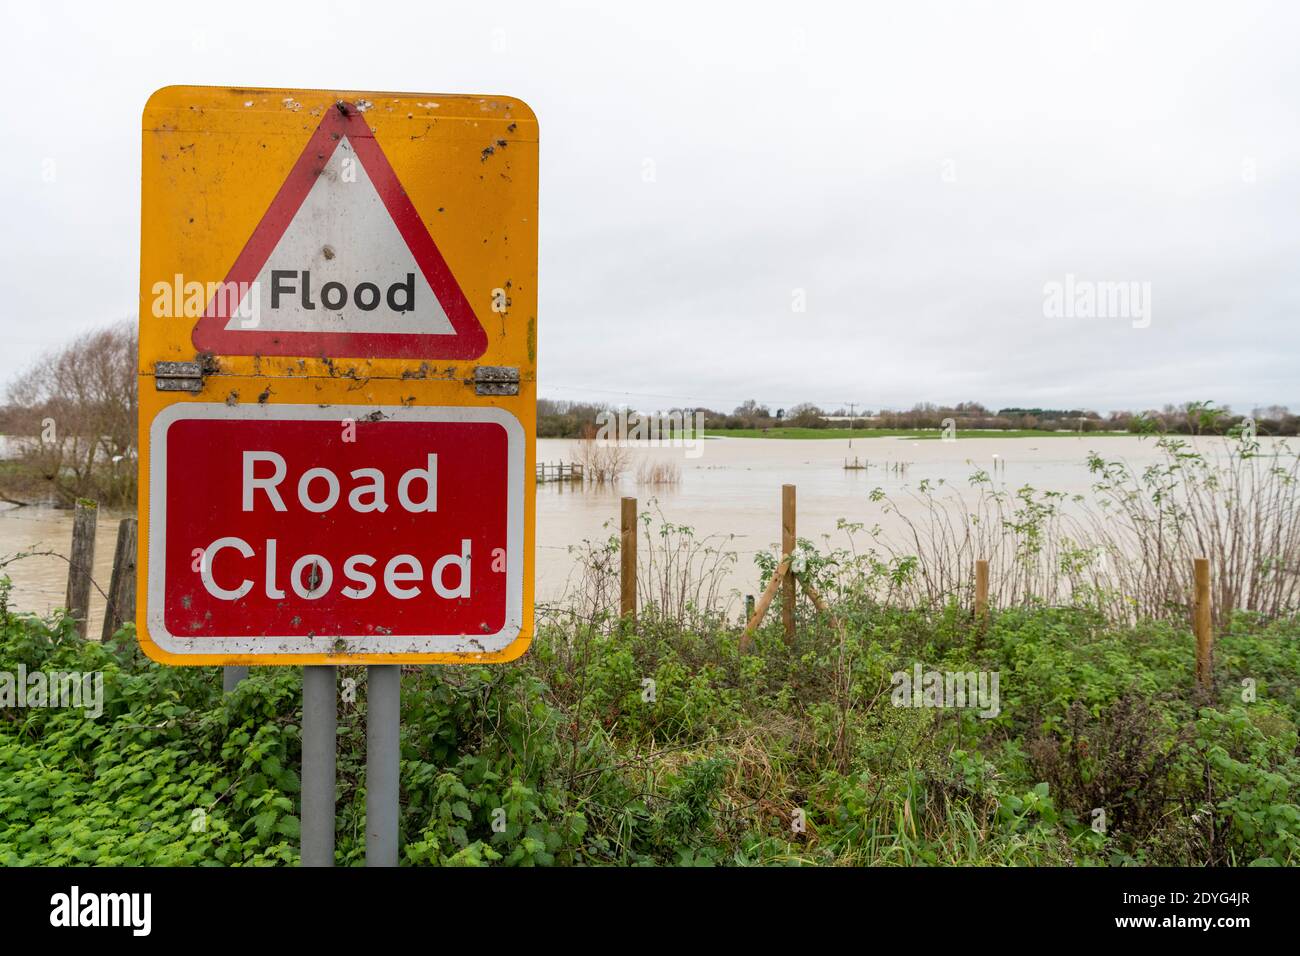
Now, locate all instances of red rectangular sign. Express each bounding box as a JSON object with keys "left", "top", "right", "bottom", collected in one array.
[{"left": 145, "top": 404, "right": 525, "bottom": 660}]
